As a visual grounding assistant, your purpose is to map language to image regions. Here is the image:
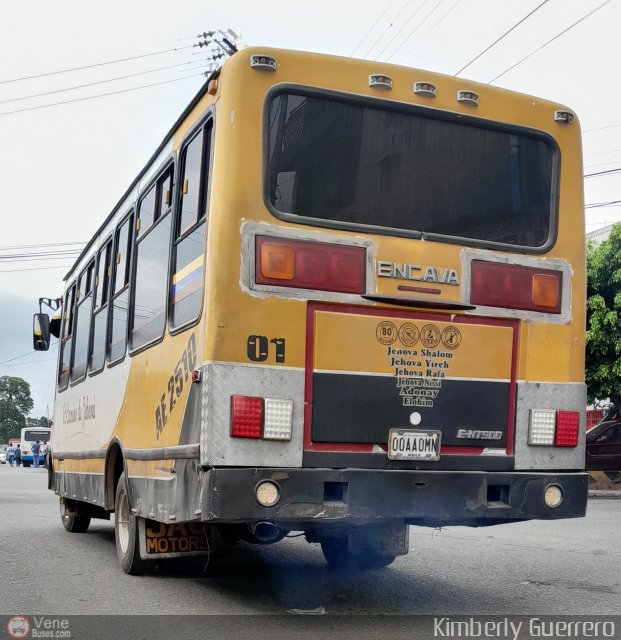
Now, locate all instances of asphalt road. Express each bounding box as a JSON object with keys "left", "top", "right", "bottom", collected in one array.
[{"left": 0, "top": 463, "right": 619, "bottom": 621}]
